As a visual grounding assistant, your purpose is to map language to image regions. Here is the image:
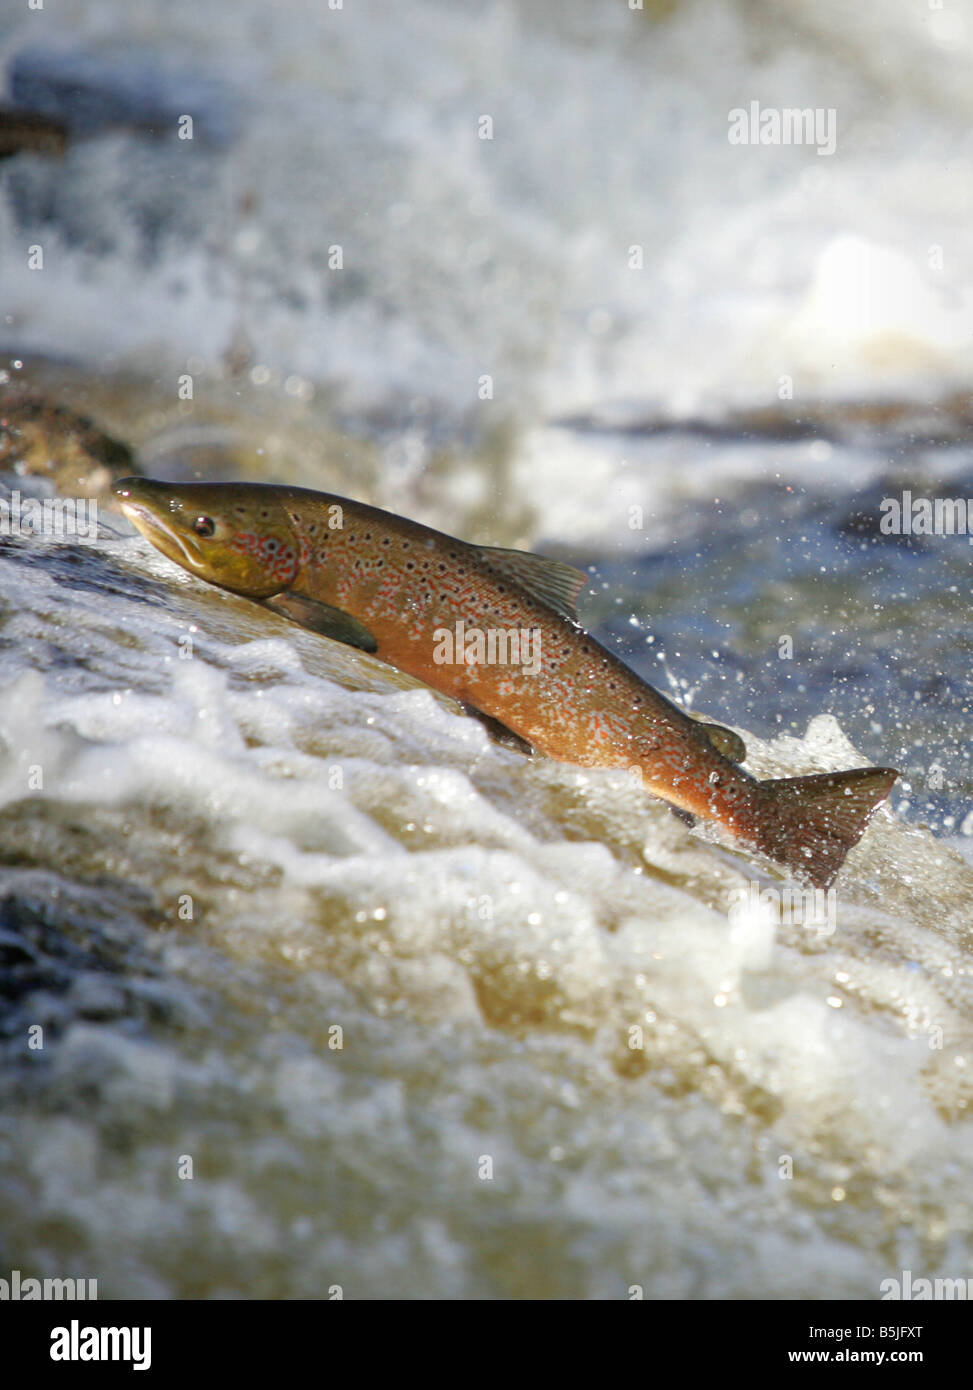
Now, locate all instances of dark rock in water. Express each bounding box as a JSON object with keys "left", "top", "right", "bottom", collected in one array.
[
  {"left": 10, "top": 44, "right": 241, "bottom": 148},
  {"left": 0, "top": 393, "right": 140, "bottom": 502},
  {"left": 0, "top": 868, "right": 166, "bottom": 1037},
  {"left": 0, "top": 107, "right": 69, "bottom": 160},
  {"left": 834, "top": 473, "right": 973, "bottom": 542},
  {"left": 556, "top": 392, "right": 973, "bottom": 449}
]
